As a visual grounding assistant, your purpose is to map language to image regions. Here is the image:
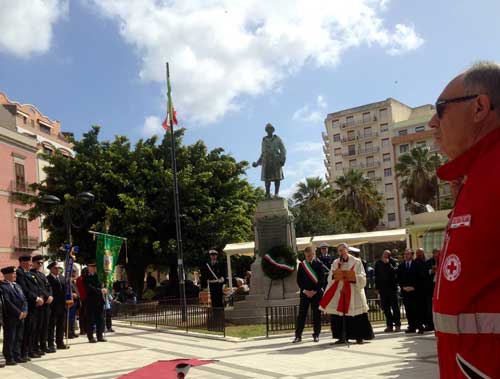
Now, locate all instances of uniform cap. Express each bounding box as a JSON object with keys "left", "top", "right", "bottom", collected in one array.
[
  {"left": 319, "top": 242, "right": 329, "bottom": 248},
  {"left": 1, "top": 266, "right": 15, "bottom": 275},
  {"left": 348, "top": 246, "right": 361, "bottom": 253},
  {"left": 47, "top": 261, "right": 61, "bottom": 269},
  {"left": 208, "top": 249, "right": 218, "bottom": 255},
  {"left": 18, "top": 255, "right": 32, "bottom": 262},
  {"left": 32, "top": 255, "right": 45, "bottom": 262}
]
